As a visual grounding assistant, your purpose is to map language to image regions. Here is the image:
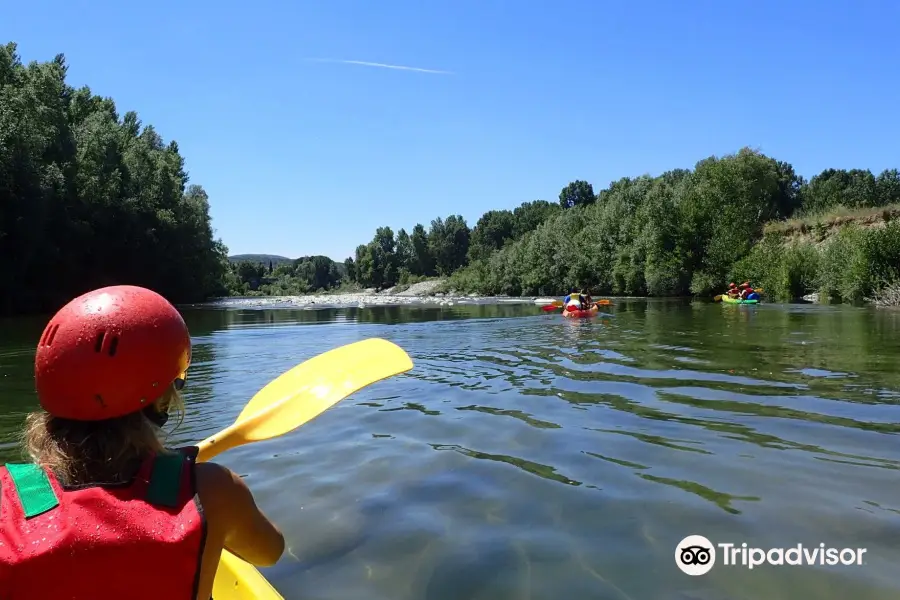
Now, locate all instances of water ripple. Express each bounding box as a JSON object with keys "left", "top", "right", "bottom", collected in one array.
[{"left": 2, "top": 301, "right": 900, "bottom": 599}]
